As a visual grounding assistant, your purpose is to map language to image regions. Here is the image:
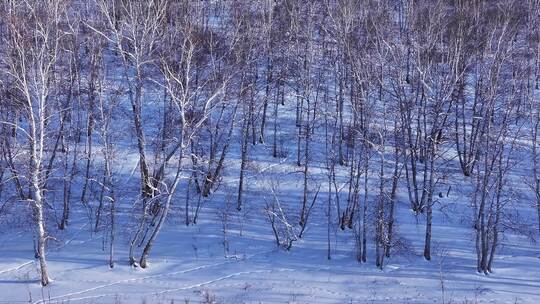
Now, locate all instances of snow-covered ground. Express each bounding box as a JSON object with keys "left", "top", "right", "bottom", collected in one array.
[
  {"left": 1, "top": 150, "right": 539, "bottom": 304},
  {"left": 1, "top": 88, "right": 539, "bottom": 304}
]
